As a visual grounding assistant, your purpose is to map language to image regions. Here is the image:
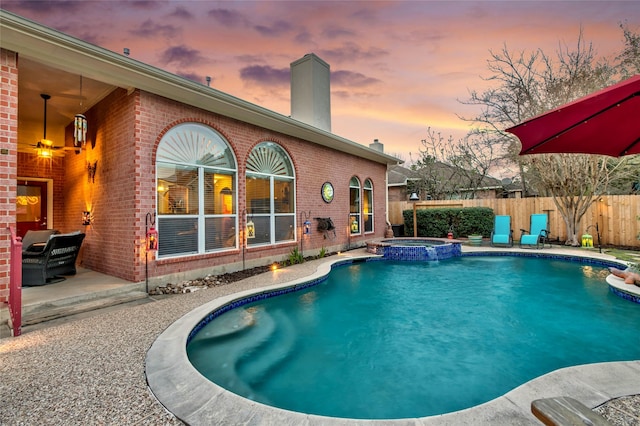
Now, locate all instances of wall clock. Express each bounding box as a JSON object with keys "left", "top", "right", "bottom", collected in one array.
[{"left": 321, "top": 181, "right": 334, "bottom": 203}]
